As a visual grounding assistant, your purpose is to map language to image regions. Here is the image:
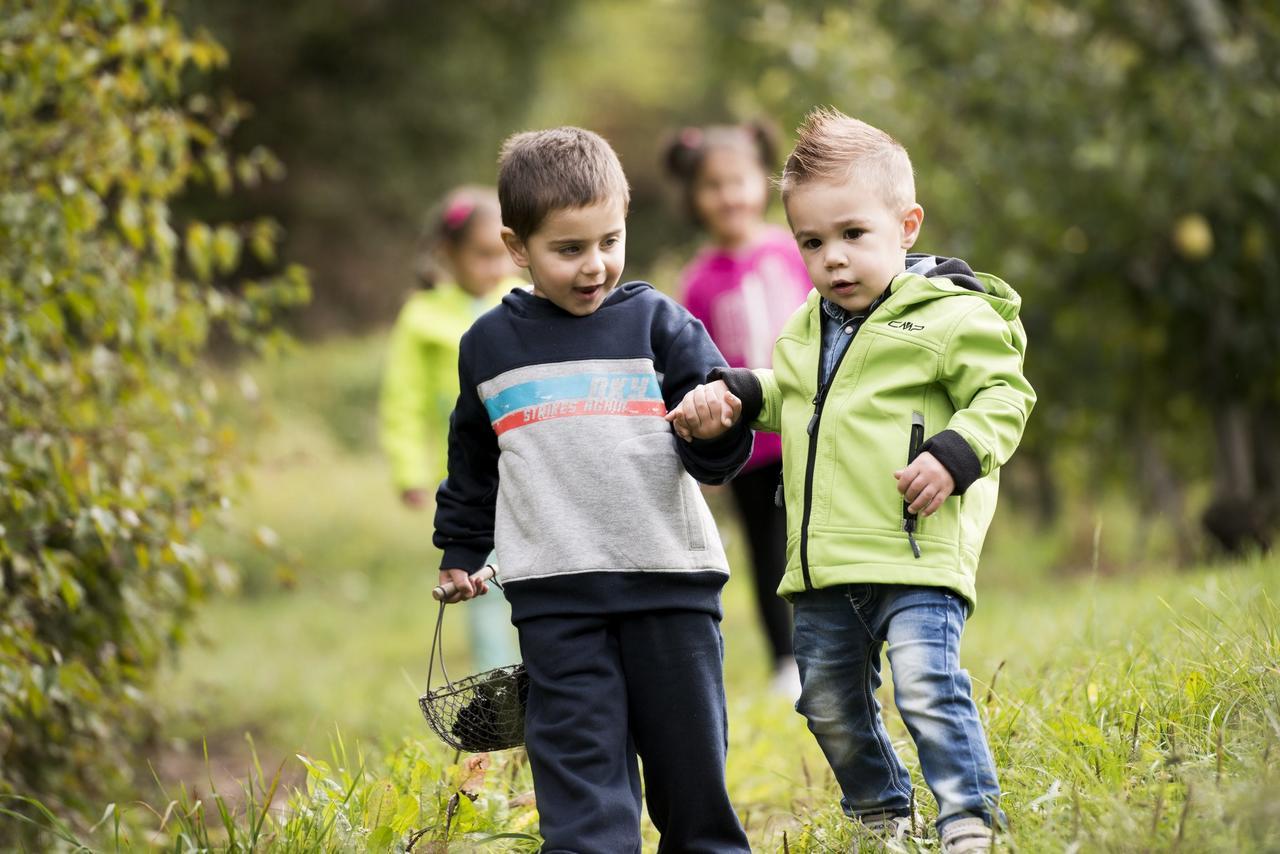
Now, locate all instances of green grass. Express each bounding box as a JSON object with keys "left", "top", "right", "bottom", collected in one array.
[{"left": 25, "top": 333, "right": 1276, "bottom": 851}]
